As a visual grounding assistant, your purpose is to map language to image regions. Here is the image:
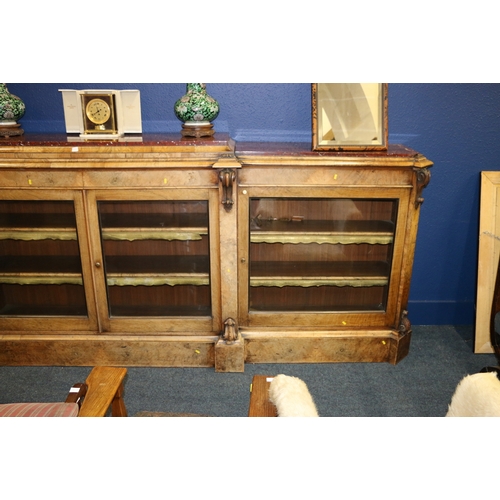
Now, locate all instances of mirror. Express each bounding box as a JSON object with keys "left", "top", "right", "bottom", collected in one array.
[{"left": 312, "top": 83, "right": 388, "bottom": 151}]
